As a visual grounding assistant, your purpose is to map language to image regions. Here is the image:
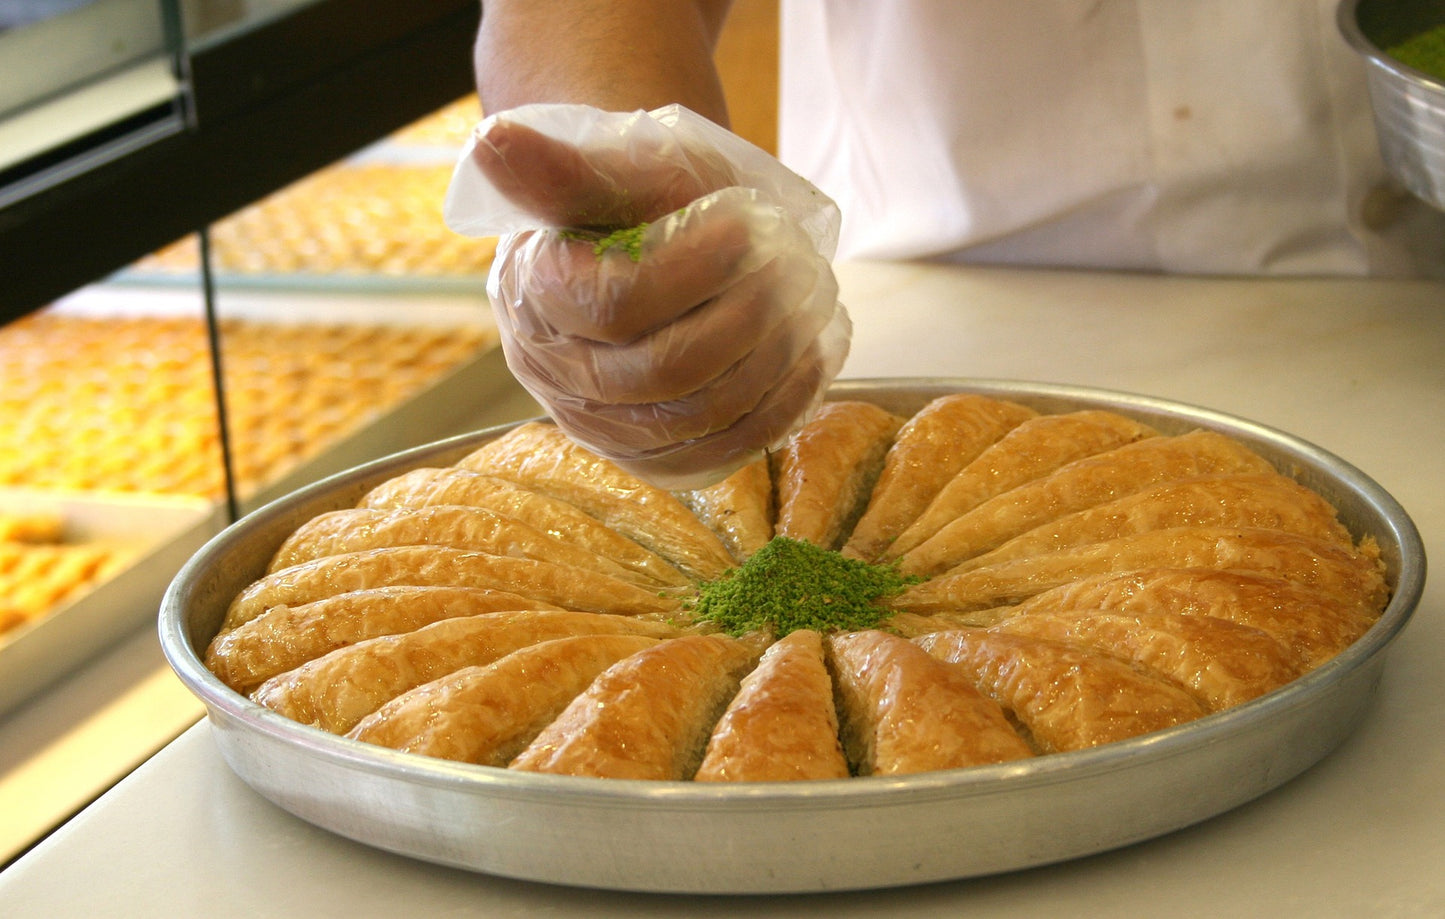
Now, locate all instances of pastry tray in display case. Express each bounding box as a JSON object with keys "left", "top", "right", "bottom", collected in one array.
[
  {"left": 39, "top": 287, "right": 531, "bottom": 517},
  {"left": 112, "top": 115, "right": 495, "bottom": 295},
  {"left": 2, "top": 290, "right": 532, "bottom": 710},
  {"left": 157, "top": 379, "right": 1425, "bottom": 895},
  {"left": 0, "top": 489, "right": 224, "bottom": 717}
]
